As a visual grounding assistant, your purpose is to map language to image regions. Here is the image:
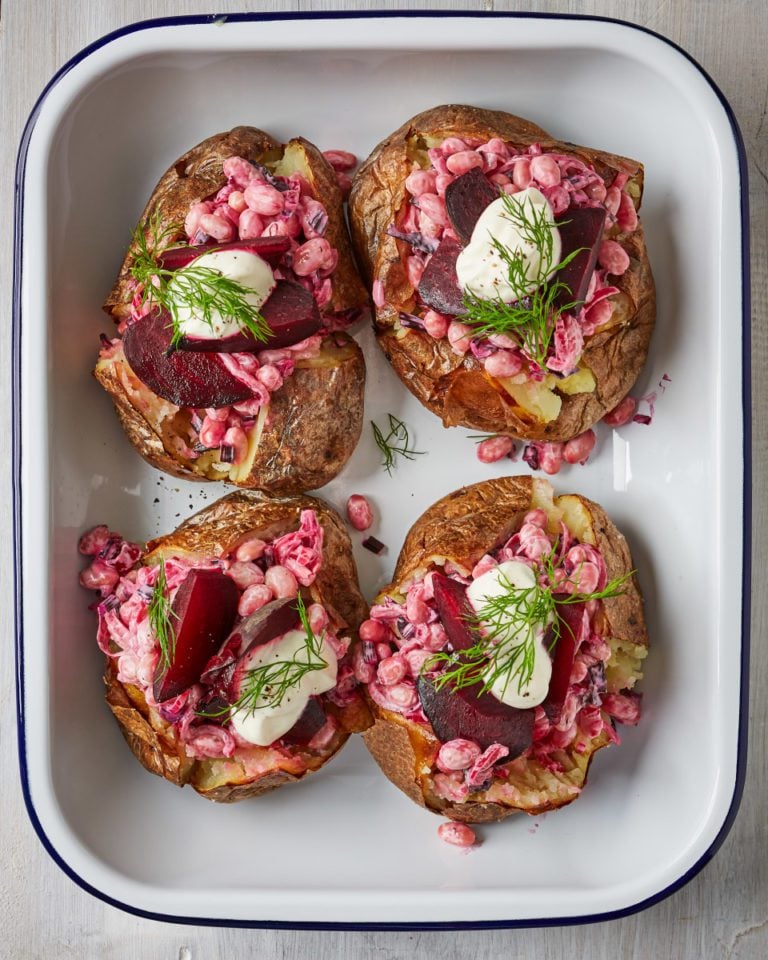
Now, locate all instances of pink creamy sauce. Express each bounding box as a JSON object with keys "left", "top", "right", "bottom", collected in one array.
[
  {"left": 101, "top": 152, "right": 361, "bottom": 466},
  {"left": 397, "top": 136, "right": 638, "bottom": 381},
  {"left": 358, "top": 508, "right": 641, "bottom": 803},
  {"left": 78, "top": 510, "right": 356, "bottom": 762}
]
